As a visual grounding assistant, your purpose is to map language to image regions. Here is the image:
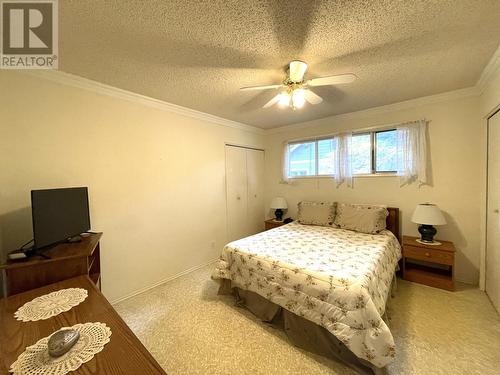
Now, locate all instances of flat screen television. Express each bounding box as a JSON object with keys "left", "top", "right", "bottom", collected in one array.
[{"left": 31, "top": 187, "right": 91, "bottom": 250}]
